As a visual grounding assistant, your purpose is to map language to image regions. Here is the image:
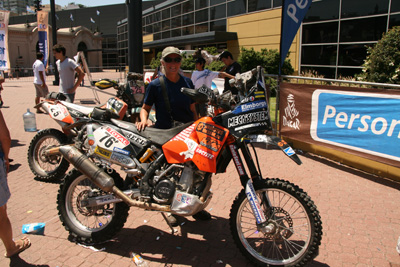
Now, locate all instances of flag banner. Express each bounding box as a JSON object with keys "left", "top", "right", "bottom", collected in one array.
[
  {"left": 0, "top": 11, "right": 10, "bottom": 71},
  {"left": 90, "top": 17, "right": 95, "bottom": 23},
  {"left": 55, "top": 14, "right": 59, "bottom": 20},
  {"left": 97, "top": 10, "right": 100, "bottom": 16},
  {"left": 70, "top": 13, "right": 74, "bottom": 21},
  {"left": 280, "top": 0, "right": 311, "bottom": 67},
  {"left": 37, "top": 11, "right": 49, "bottom": 67}
]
